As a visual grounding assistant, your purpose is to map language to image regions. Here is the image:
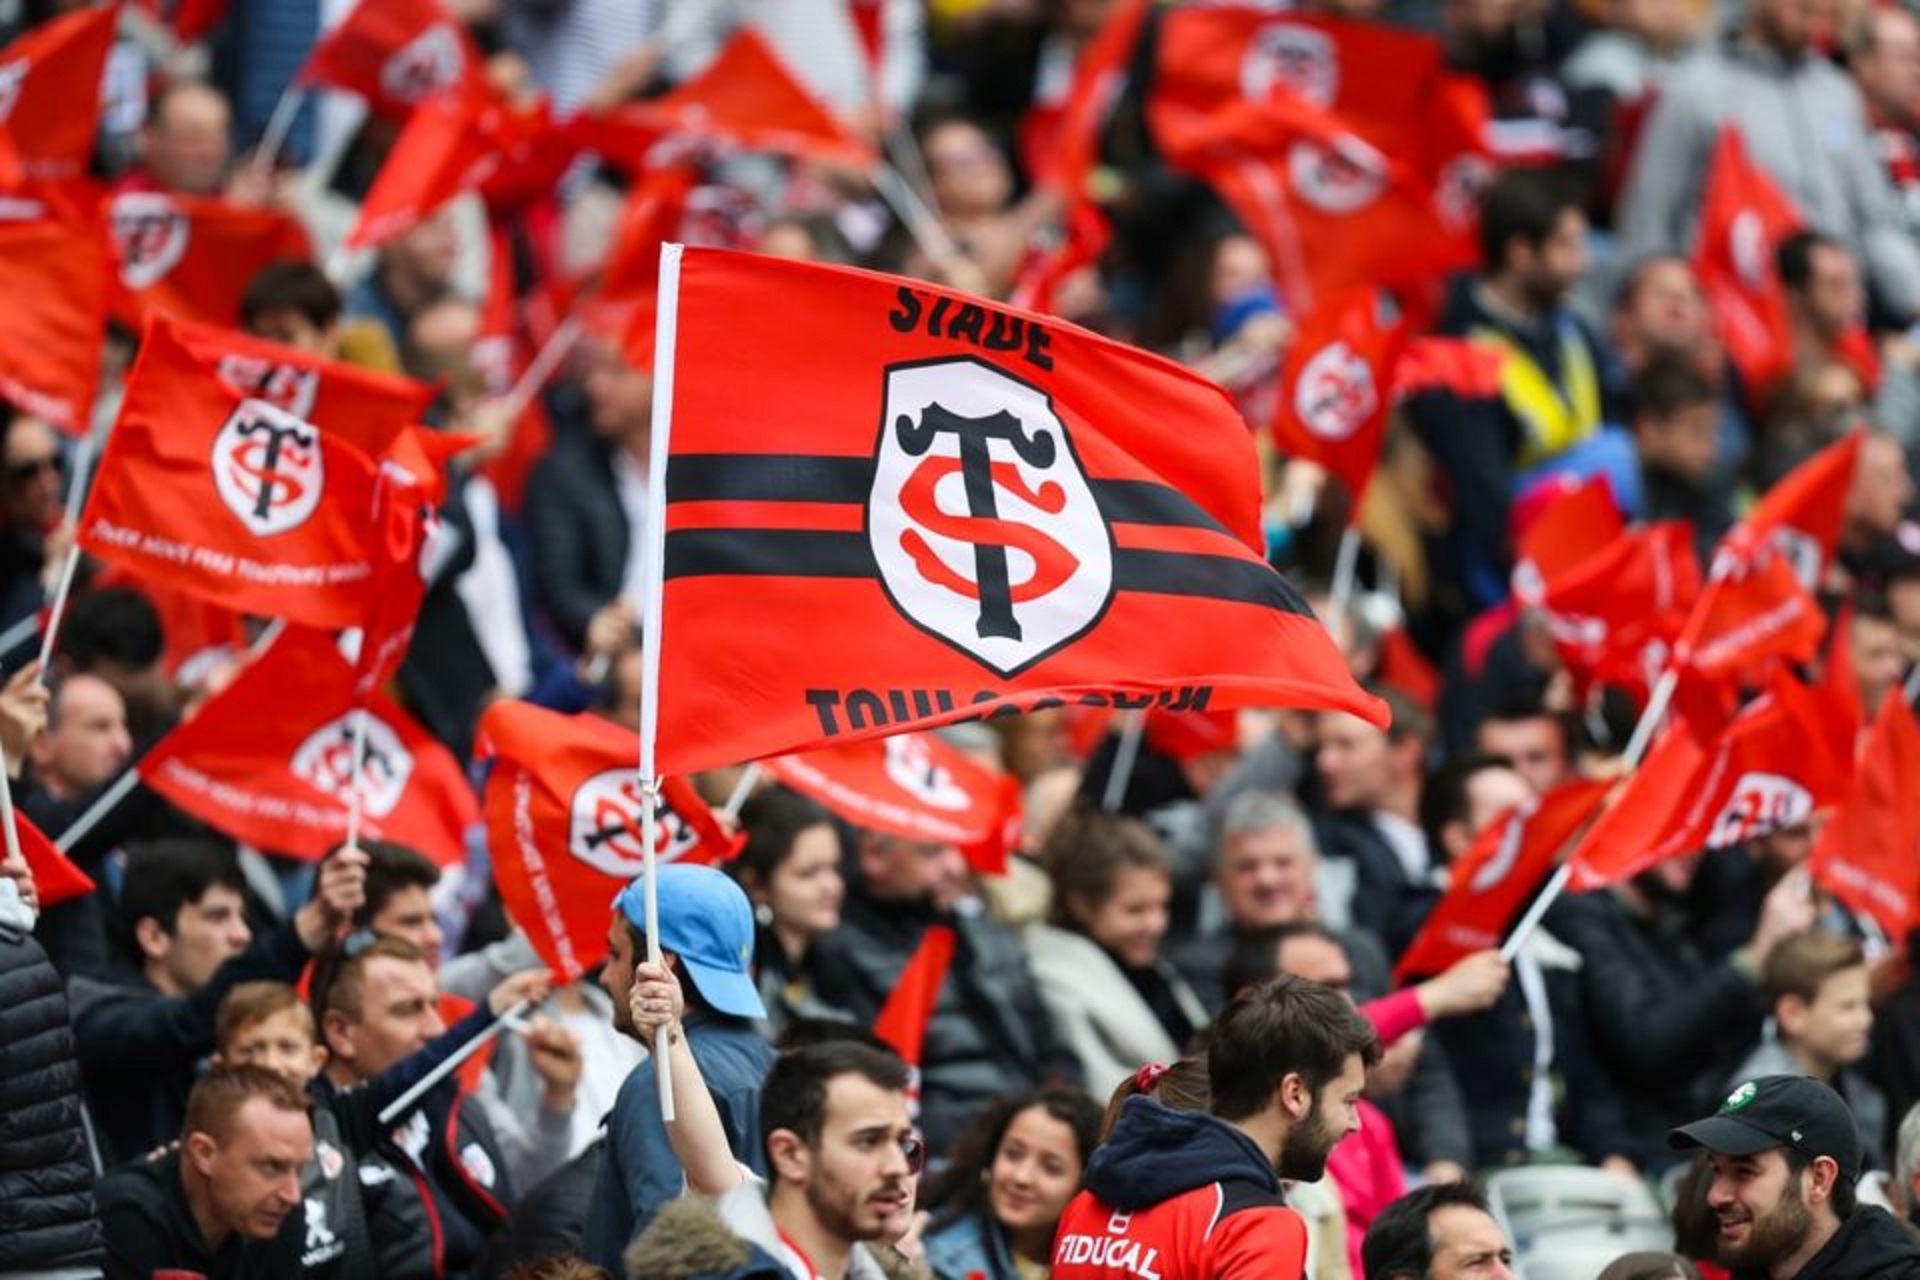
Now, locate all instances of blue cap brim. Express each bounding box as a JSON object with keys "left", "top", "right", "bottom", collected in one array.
[{"left": 682, "top": 957, "right": 766, "bottom": 1021}]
